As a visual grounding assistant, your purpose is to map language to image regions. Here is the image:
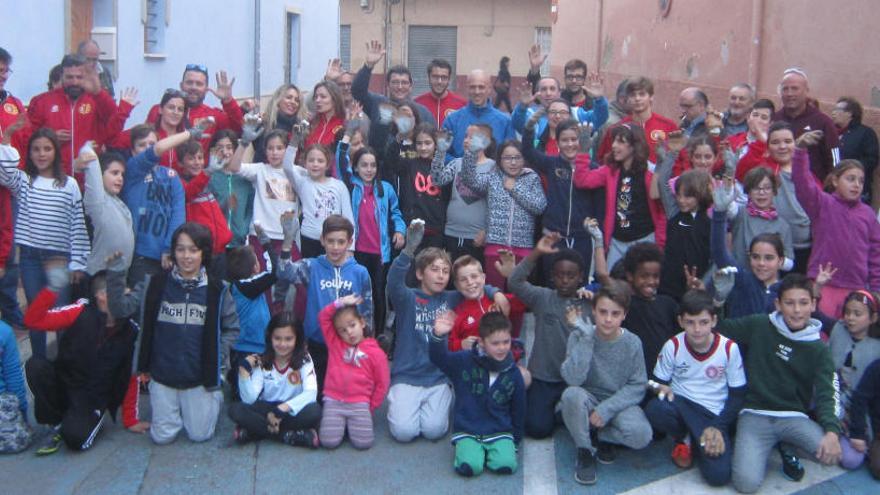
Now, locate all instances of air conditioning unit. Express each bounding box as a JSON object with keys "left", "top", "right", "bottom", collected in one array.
[{"left": 90, "top": 27, "right": 117, "bottom": 61}]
